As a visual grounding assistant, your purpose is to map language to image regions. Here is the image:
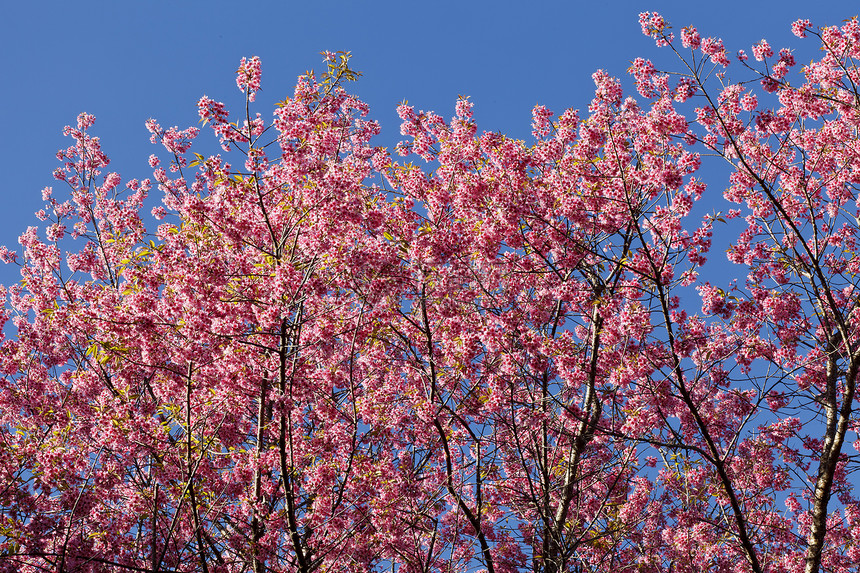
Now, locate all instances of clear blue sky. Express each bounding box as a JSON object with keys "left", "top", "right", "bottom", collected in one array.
[{"left": 0, "top": 0, "right": 853, "bottom": 286}]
